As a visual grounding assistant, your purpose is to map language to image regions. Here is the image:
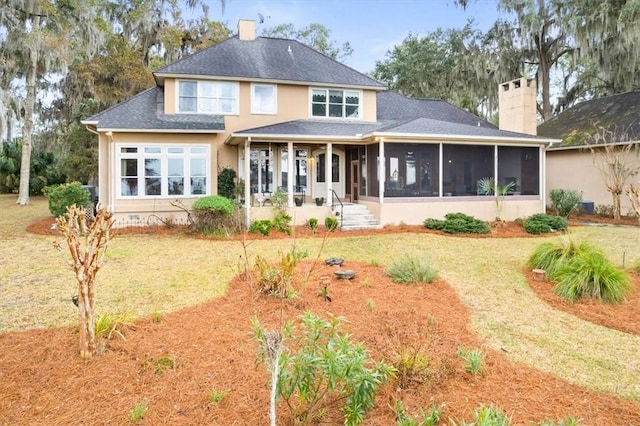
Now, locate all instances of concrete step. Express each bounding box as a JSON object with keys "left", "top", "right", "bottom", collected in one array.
[{"left": 332, "top": 203, "right": 381, "bottom": 231}]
